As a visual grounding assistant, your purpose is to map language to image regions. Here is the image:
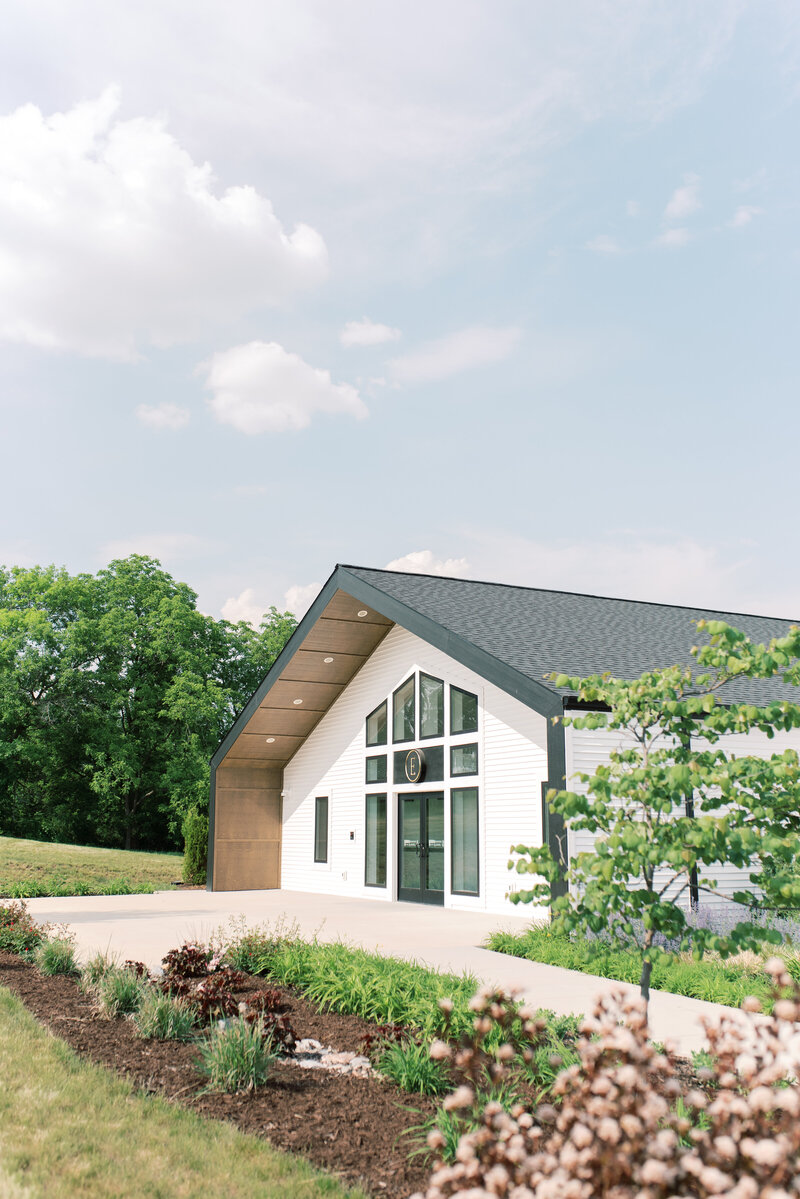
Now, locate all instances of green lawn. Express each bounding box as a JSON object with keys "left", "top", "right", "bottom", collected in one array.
[
  {"left": 0, "top": 836, "right": 184, "bottom": 897},
  {"left": 0, "top": 986, "right": 363, "bottom": 1199},
  {"left": 486, "top": 925, "right": 800, "bottom": 1013}
]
